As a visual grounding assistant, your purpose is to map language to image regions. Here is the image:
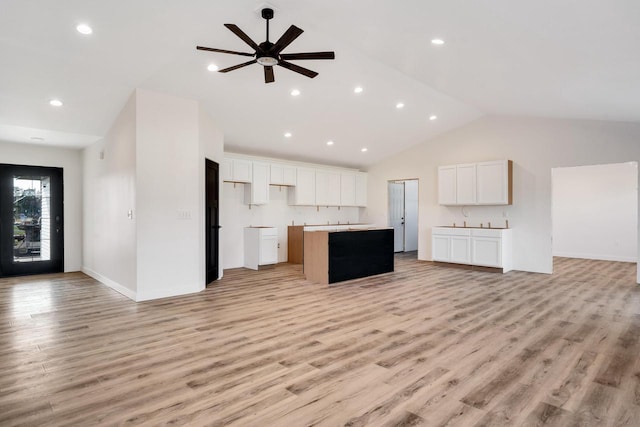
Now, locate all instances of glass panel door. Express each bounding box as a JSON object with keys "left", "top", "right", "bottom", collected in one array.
[{"left": 0, "top": 164, "right": 63, "bottom": 277}]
